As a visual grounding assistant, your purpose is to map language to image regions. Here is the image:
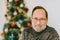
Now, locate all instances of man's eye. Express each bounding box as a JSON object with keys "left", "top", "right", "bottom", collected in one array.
[{"left": 34, "top": 18, "right": 37, "bottom": 19}]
